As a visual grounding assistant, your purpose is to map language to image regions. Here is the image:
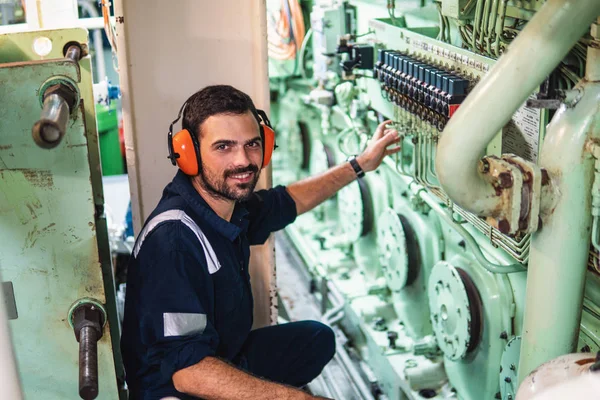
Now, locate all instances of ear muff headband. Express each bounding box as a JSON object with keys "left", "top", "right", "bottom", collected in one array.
[{"left": 167, "top": 104, "right": 277, "bottom": 175}]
